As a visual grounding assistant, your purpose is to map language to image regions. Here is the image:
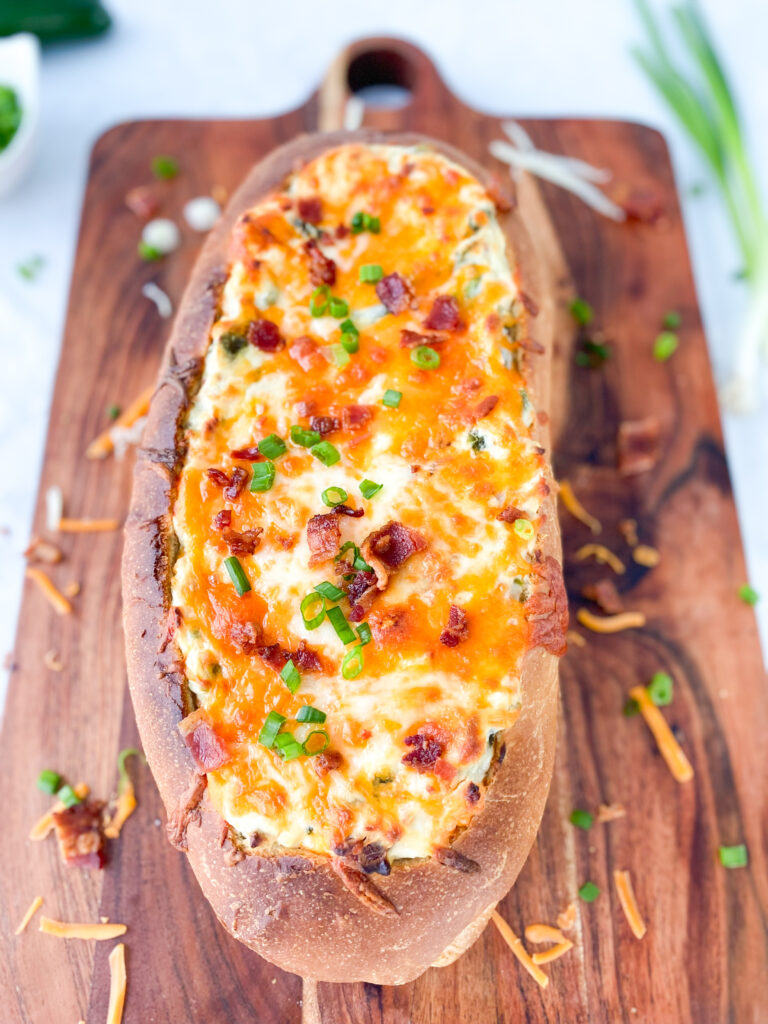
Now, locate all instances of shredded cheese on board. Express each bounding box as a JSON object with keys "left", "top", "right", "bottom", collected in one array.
[
  {"left": 14, "top": 895, "right": 43, "bottom": 935},
  {"left": 524, "top": 923, "right": 567, "bottom": 944},
  {"left": 629, "top": 685, "right": 694, "bottom": 783},
  {"left": 613, "top": 869, "right": 647, "bottom": 939},
  {"left": 57, "top": 517, "right": 120, "bottom": 533},
  {"left": 575, "top": 543, "right": 626, "bottom": 574},
  {"left": 39, "top": 918, "right": 127, "bottom": 940},
  {"left": 107, "top": 943, "right": 127, "bottom": 1024},
  {"left": 25, "top": 567, "right": 72, "bottom": 616},
  {"left": 531, "top": 938, "right": 574, "bottom": 964},
  {"left": 86, "top": 385, "right": 153, "bottom": 459},
  {"left": 577, "top": 608, "right": 646, "bottom": 633},
  {"left": 558, "top": 481, "right": 602, "bottom": 533},
  {"left": 633, "top": 544, "right": 661, "bottom": 567},
  {"left": 491, "top": 911, "right": 549, "bottom": 989}
]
